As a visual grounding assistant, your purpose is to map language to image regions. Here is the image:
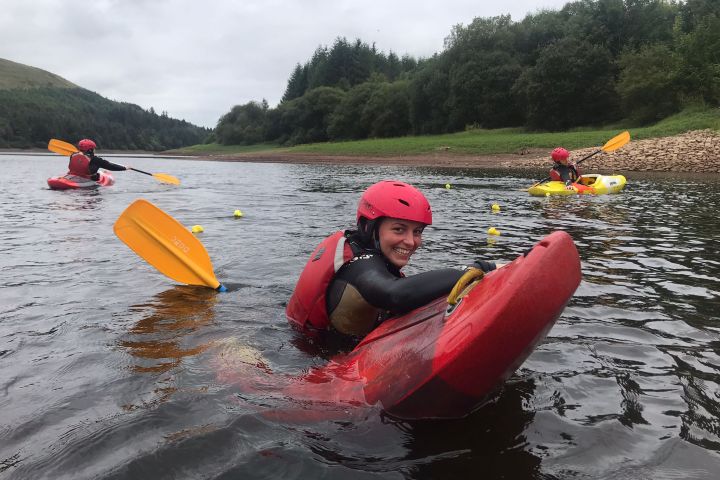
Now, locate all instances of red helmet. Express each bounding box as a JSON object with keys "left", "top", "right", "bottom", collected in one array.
[
  {"left": 551, "top": 147, "right": 569, "bottom": 161},
  {"left": 357, "top": 180, "right": 432, "bottom": 225},
  {"left": 78, "top": 139, "right": 97, "bottom": 152}
]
